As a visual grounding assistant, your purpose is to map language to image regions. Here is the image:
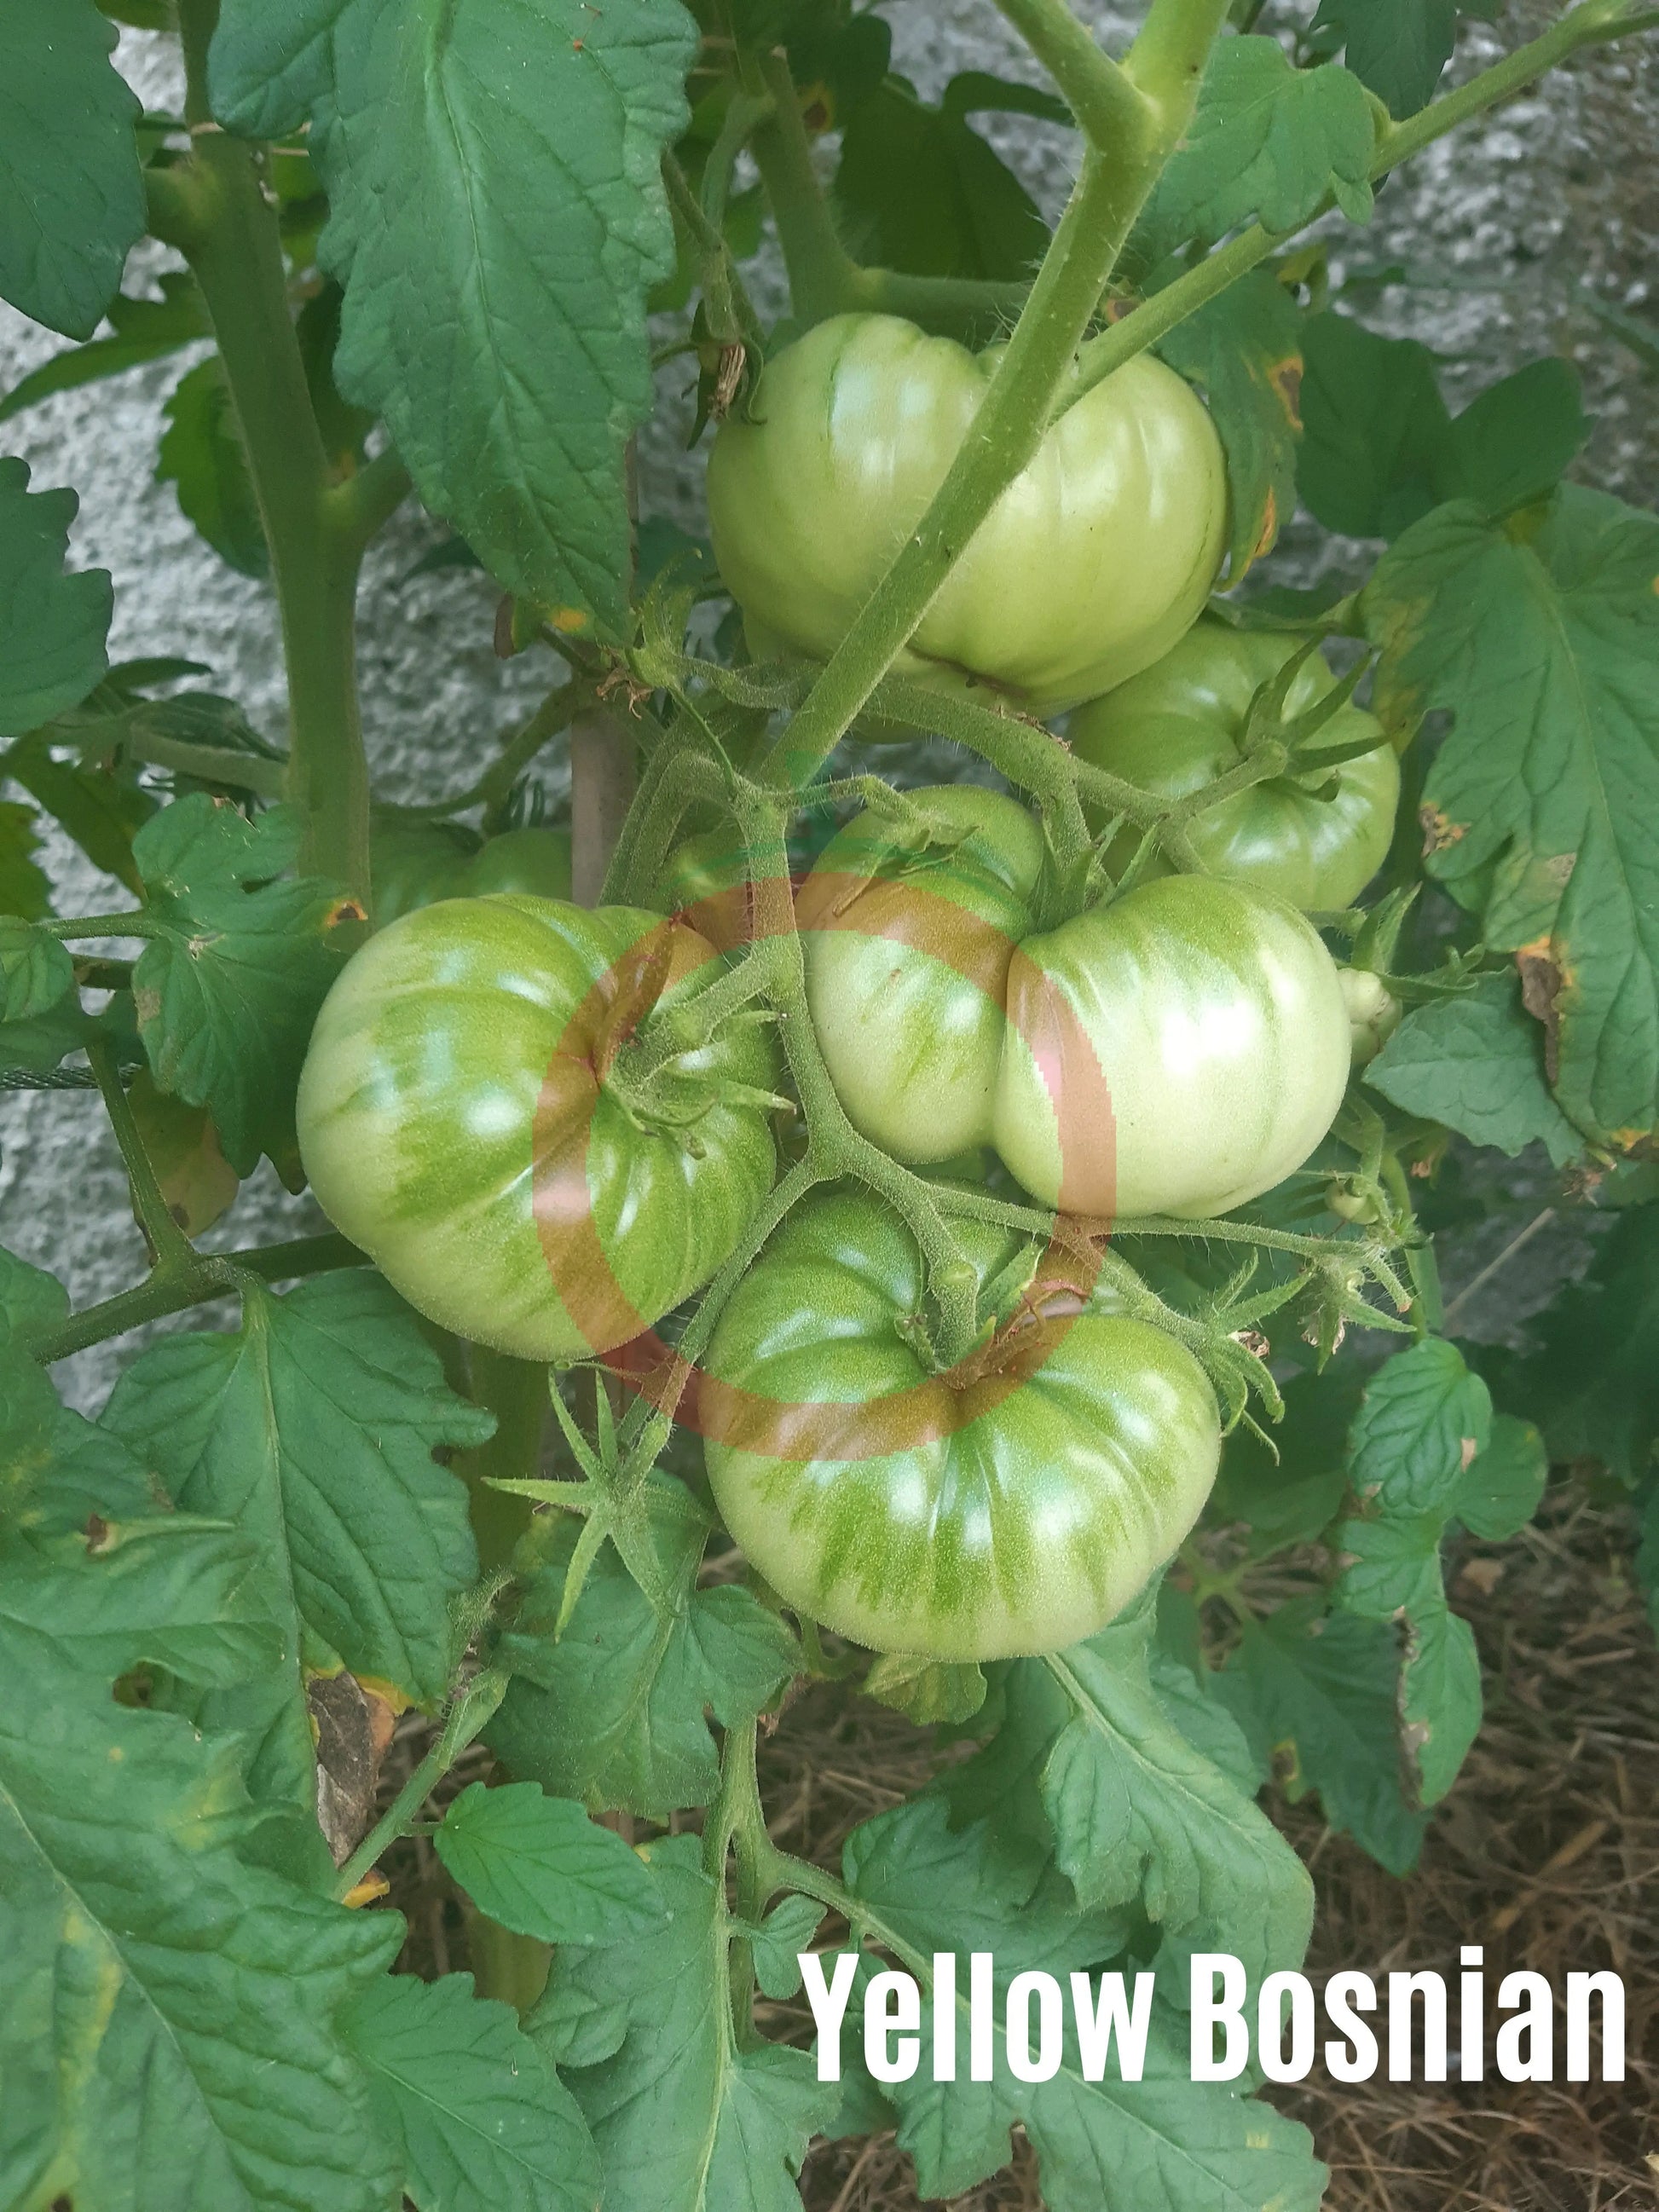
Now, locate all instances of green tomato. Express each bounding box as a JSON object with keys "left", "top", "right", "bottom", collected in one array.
[
  {"left": 800, "top": 787, "right": 1351, "bottom": 1218},
  {"left": 1068, "top": 620, "right": 1400, "bottom": 911},
  {"left": 702, "top": 1189, "right": 1221, "bottom": 1659},
  {"left": 1338, "top": 965, "right": 1403, "bottom": 1066},
  {"left": 706, "top": 313, "right": 1228, "bottom": 715},
  {"left": 369, "top": 812, "right": 572, "bottom": 927},
  {"left": 296, "top": 898, "right": 779, "bottom": 1361}
]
